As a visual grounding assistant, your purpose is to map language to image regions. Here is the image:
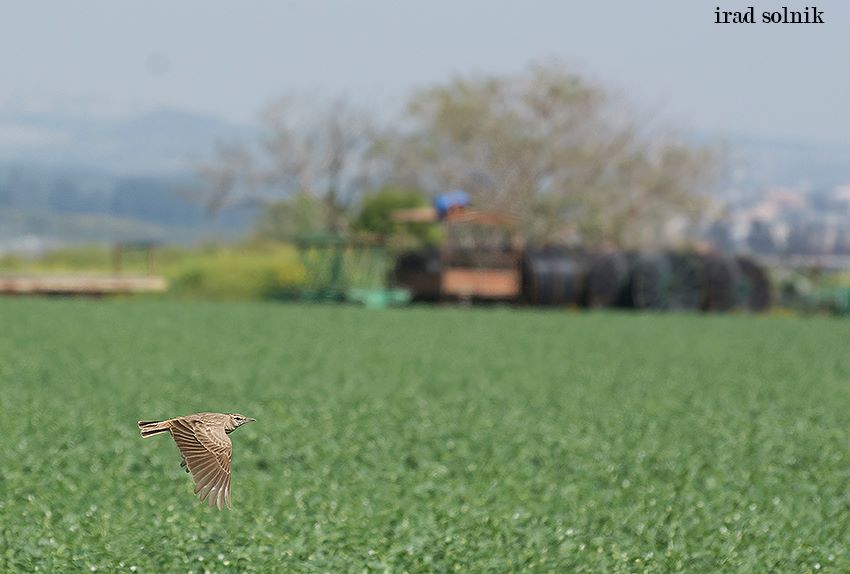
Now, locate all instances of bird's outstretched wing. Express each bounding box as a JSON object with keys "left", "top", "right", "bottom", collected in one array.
[{"left": 169, "top": 418, "right": 233, "bottom": 510}]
